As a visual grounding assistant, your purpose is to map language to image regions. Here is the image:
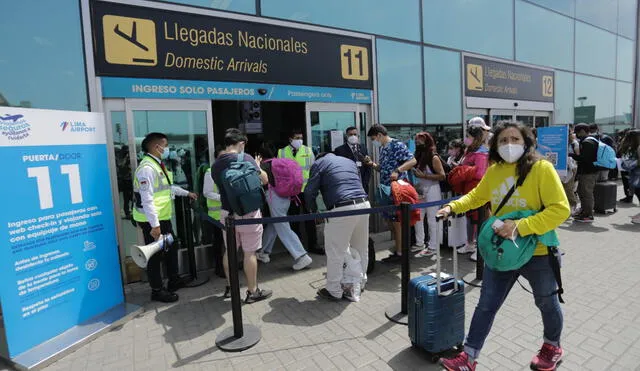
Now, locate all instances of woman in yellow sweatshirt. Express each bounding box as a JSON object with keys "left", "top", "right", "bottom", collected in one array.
[{"left": 439, "top": 122, "right": 570, "bottom": 371}]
